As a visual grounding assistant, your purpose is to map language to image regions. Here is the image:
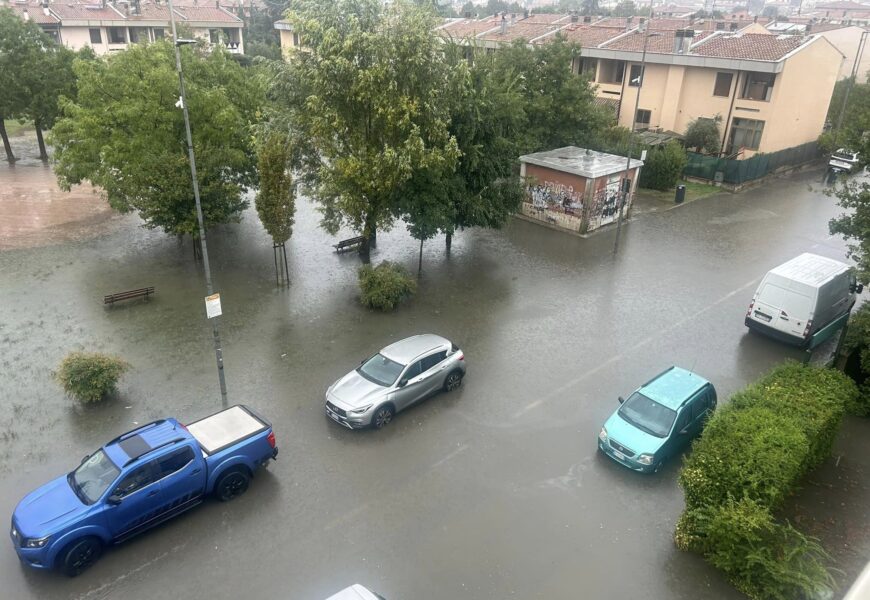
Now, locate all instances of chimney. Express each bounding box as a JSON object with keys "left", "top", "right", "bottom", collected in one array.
[
  {"left": 464, "top": 11, "right": 471, "bottom": 19},
  {"left": 500, "top": 14, "right": 507, "bottom": 35},
  {"left": 805, "top": 23, "right": 812, "bottom": 33},
  {"left": 583, "top": 15, "right": 591, "bottom": 23},
  {"left": 571, "top": 13, "right": 579, "bottom": 23},
  {"left": 215, "top": 0, "right": 219, "bottom": 7},
  {"left": 729, "top": 22, "right": 737, "bottom": 31},
  {"left": 22, "top": 7, "right": 30, "bottom": 20},
  {"left": 753, "top": 15, "right": 758, "bottom": 23}
]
